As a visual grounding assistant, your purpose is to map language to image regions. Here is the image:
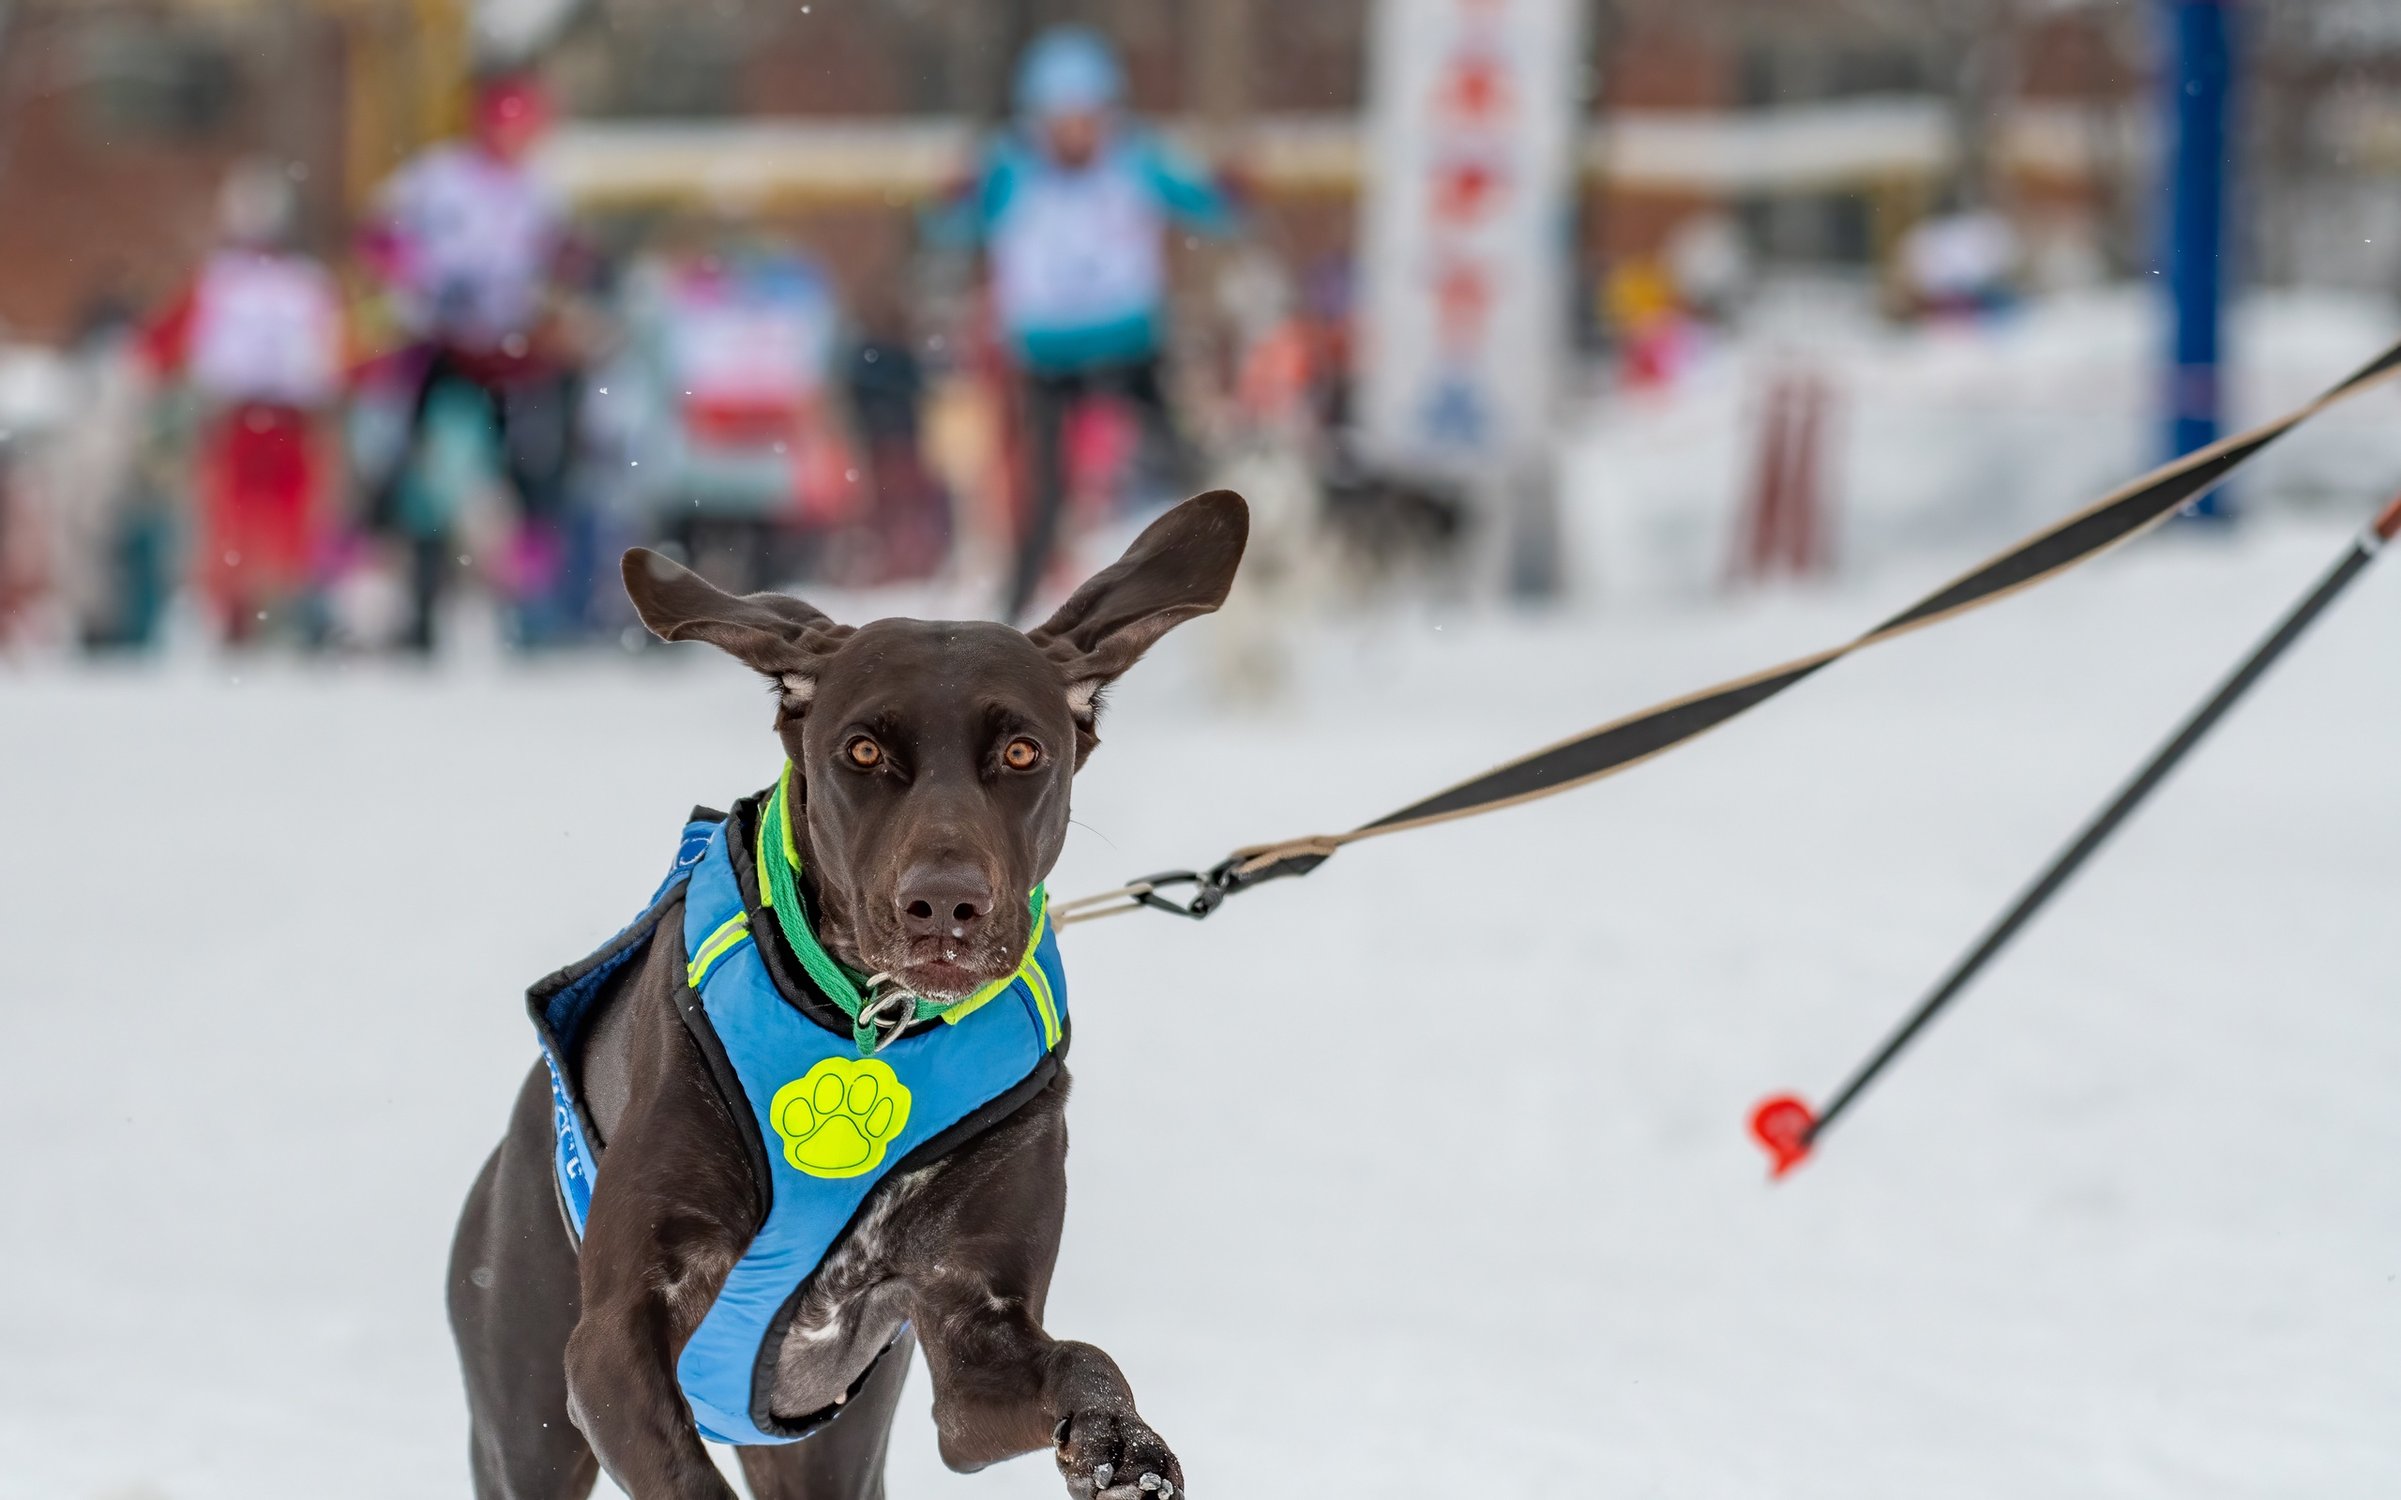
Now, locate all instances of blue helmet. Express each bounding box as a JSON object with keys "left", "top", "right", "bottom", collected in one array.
[{"left": 1015, "top": 25, "right": 1122, "bottom": 120}]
